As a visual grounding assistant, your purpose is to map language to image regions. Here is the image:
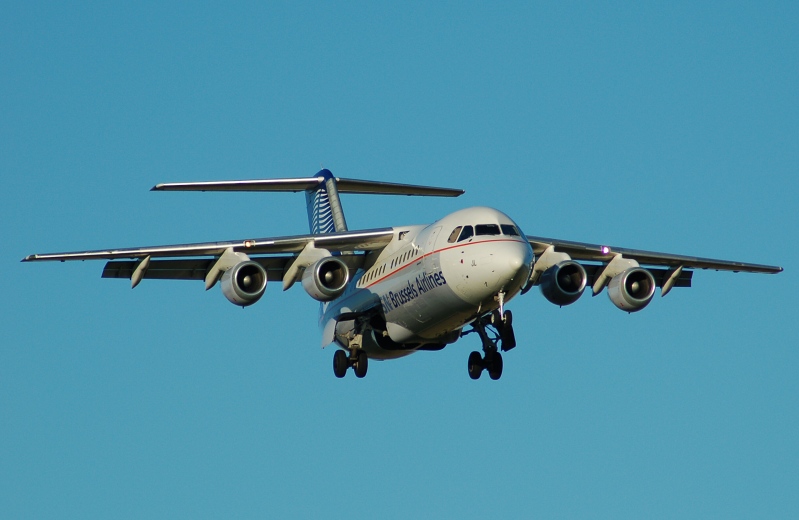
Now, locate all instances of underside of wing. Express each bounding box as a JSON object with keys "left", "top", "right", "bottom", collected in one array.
[
  {"left": 526, "top": 235, "right": 781, "bottom": 312},
  {"left": 101, "top": 254, "right": 367, "bottom": 282},
  {"left": 22, "top": 228, "right": 394, "bottom": 295}
]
